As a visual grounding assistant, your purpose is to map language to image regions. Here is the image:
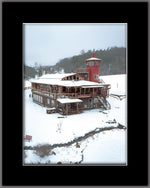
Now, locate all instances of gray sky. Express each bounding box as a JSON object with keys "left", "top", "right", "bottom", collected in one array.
[{"left": 24, "top": 23, "right": 127, "bottom": 67}]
